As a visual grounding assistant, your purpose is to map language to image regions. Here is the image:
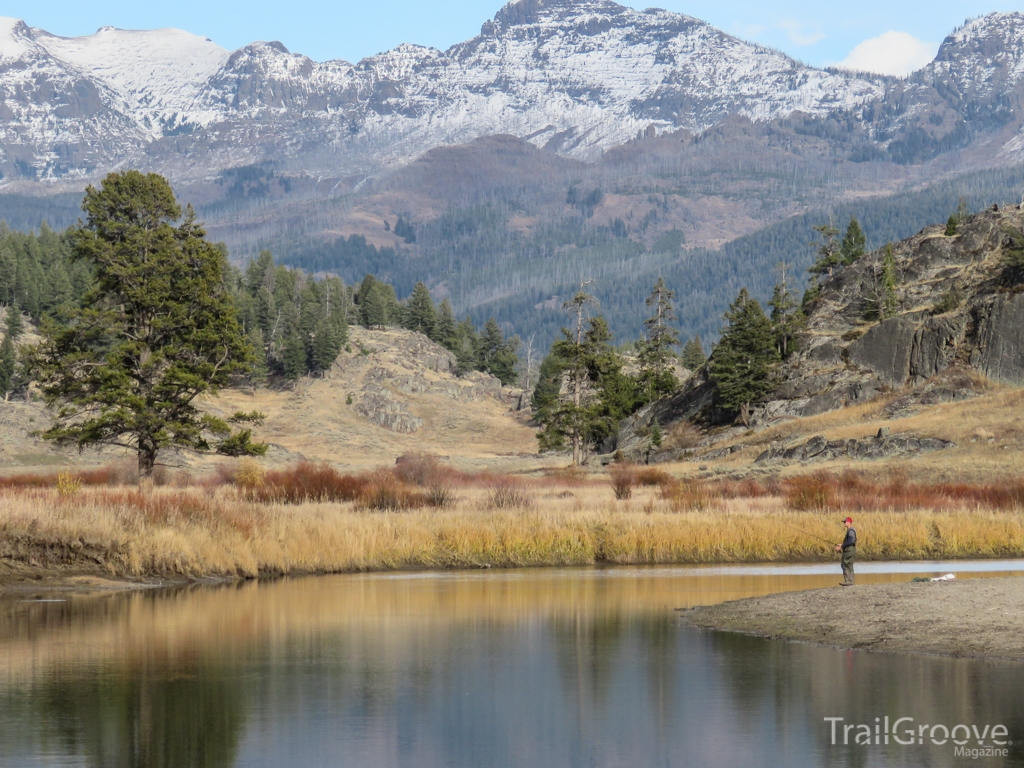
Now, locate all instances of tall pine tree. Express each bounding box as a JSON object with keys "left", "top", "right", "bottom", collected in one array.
[
  {"left": 709, "top": 288, "right": 780, "bottom": 423},
  {"left": 680, "top": 336, "right": 706, "bottom": 370},
  {"left": 768, "top": 262, "right": 803, "bottom": 359},
  {"left": 32, "top": 170, "right": 265, "bottom": 475},
  {"left": 840, "top": 217, "right": 866, "bottom": 265},
  {"left": 405, "top": 282, "right": 437, "bottom": 339},
  {"left": 435, "top": 299, "right": 457, "bottom": 349},
  {"left": 0, "top": 333, "right": 15, "bottom": 400},
  {"left": 636, "top": 277, "right": 679, "bottom": 404},
  {"left": 536, "top": 283, "right": 598, "bottom": 464},
  {"left": 479, "top": 318, "right": 519, "bottom": 386}
]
